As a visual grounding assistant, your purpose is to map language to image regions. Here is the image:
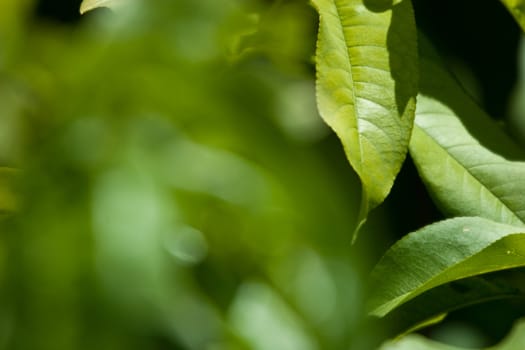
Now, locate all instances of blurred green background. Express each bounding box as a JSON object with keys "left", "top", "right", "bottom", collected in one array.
[
  {"left": 0, "top": 0, "right": 378, "bottom": 349},
  {"left": 1, "top": 0, "right": 525, "bottom": 349}
]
